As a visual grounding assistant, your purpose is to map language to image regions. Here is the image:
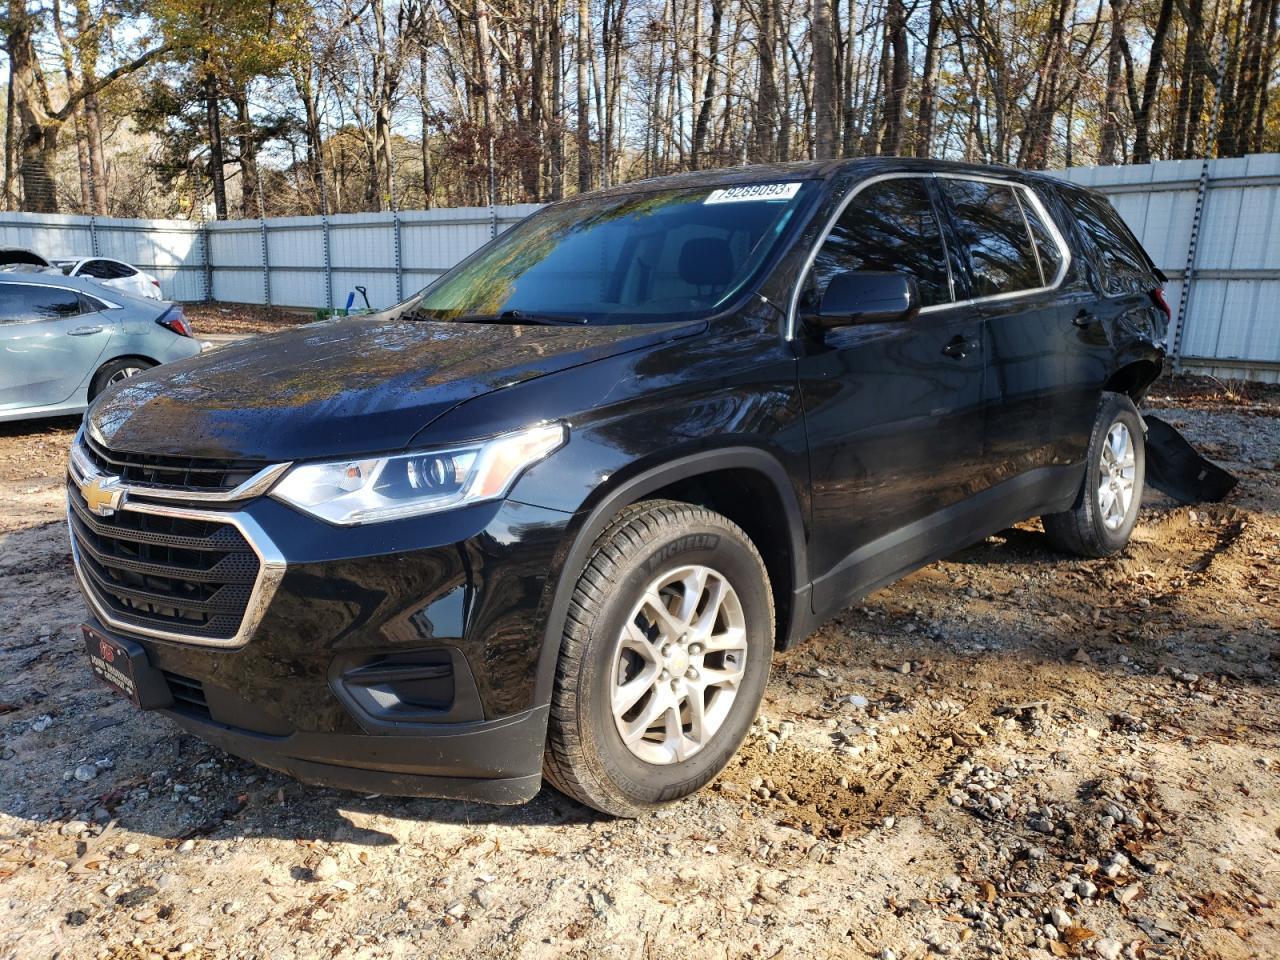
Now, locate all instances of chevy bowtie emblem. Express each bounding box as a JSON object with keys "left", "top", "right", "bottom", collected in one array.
[{"left": 81, "top": 476, "right": 124, "bottom": 517}]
